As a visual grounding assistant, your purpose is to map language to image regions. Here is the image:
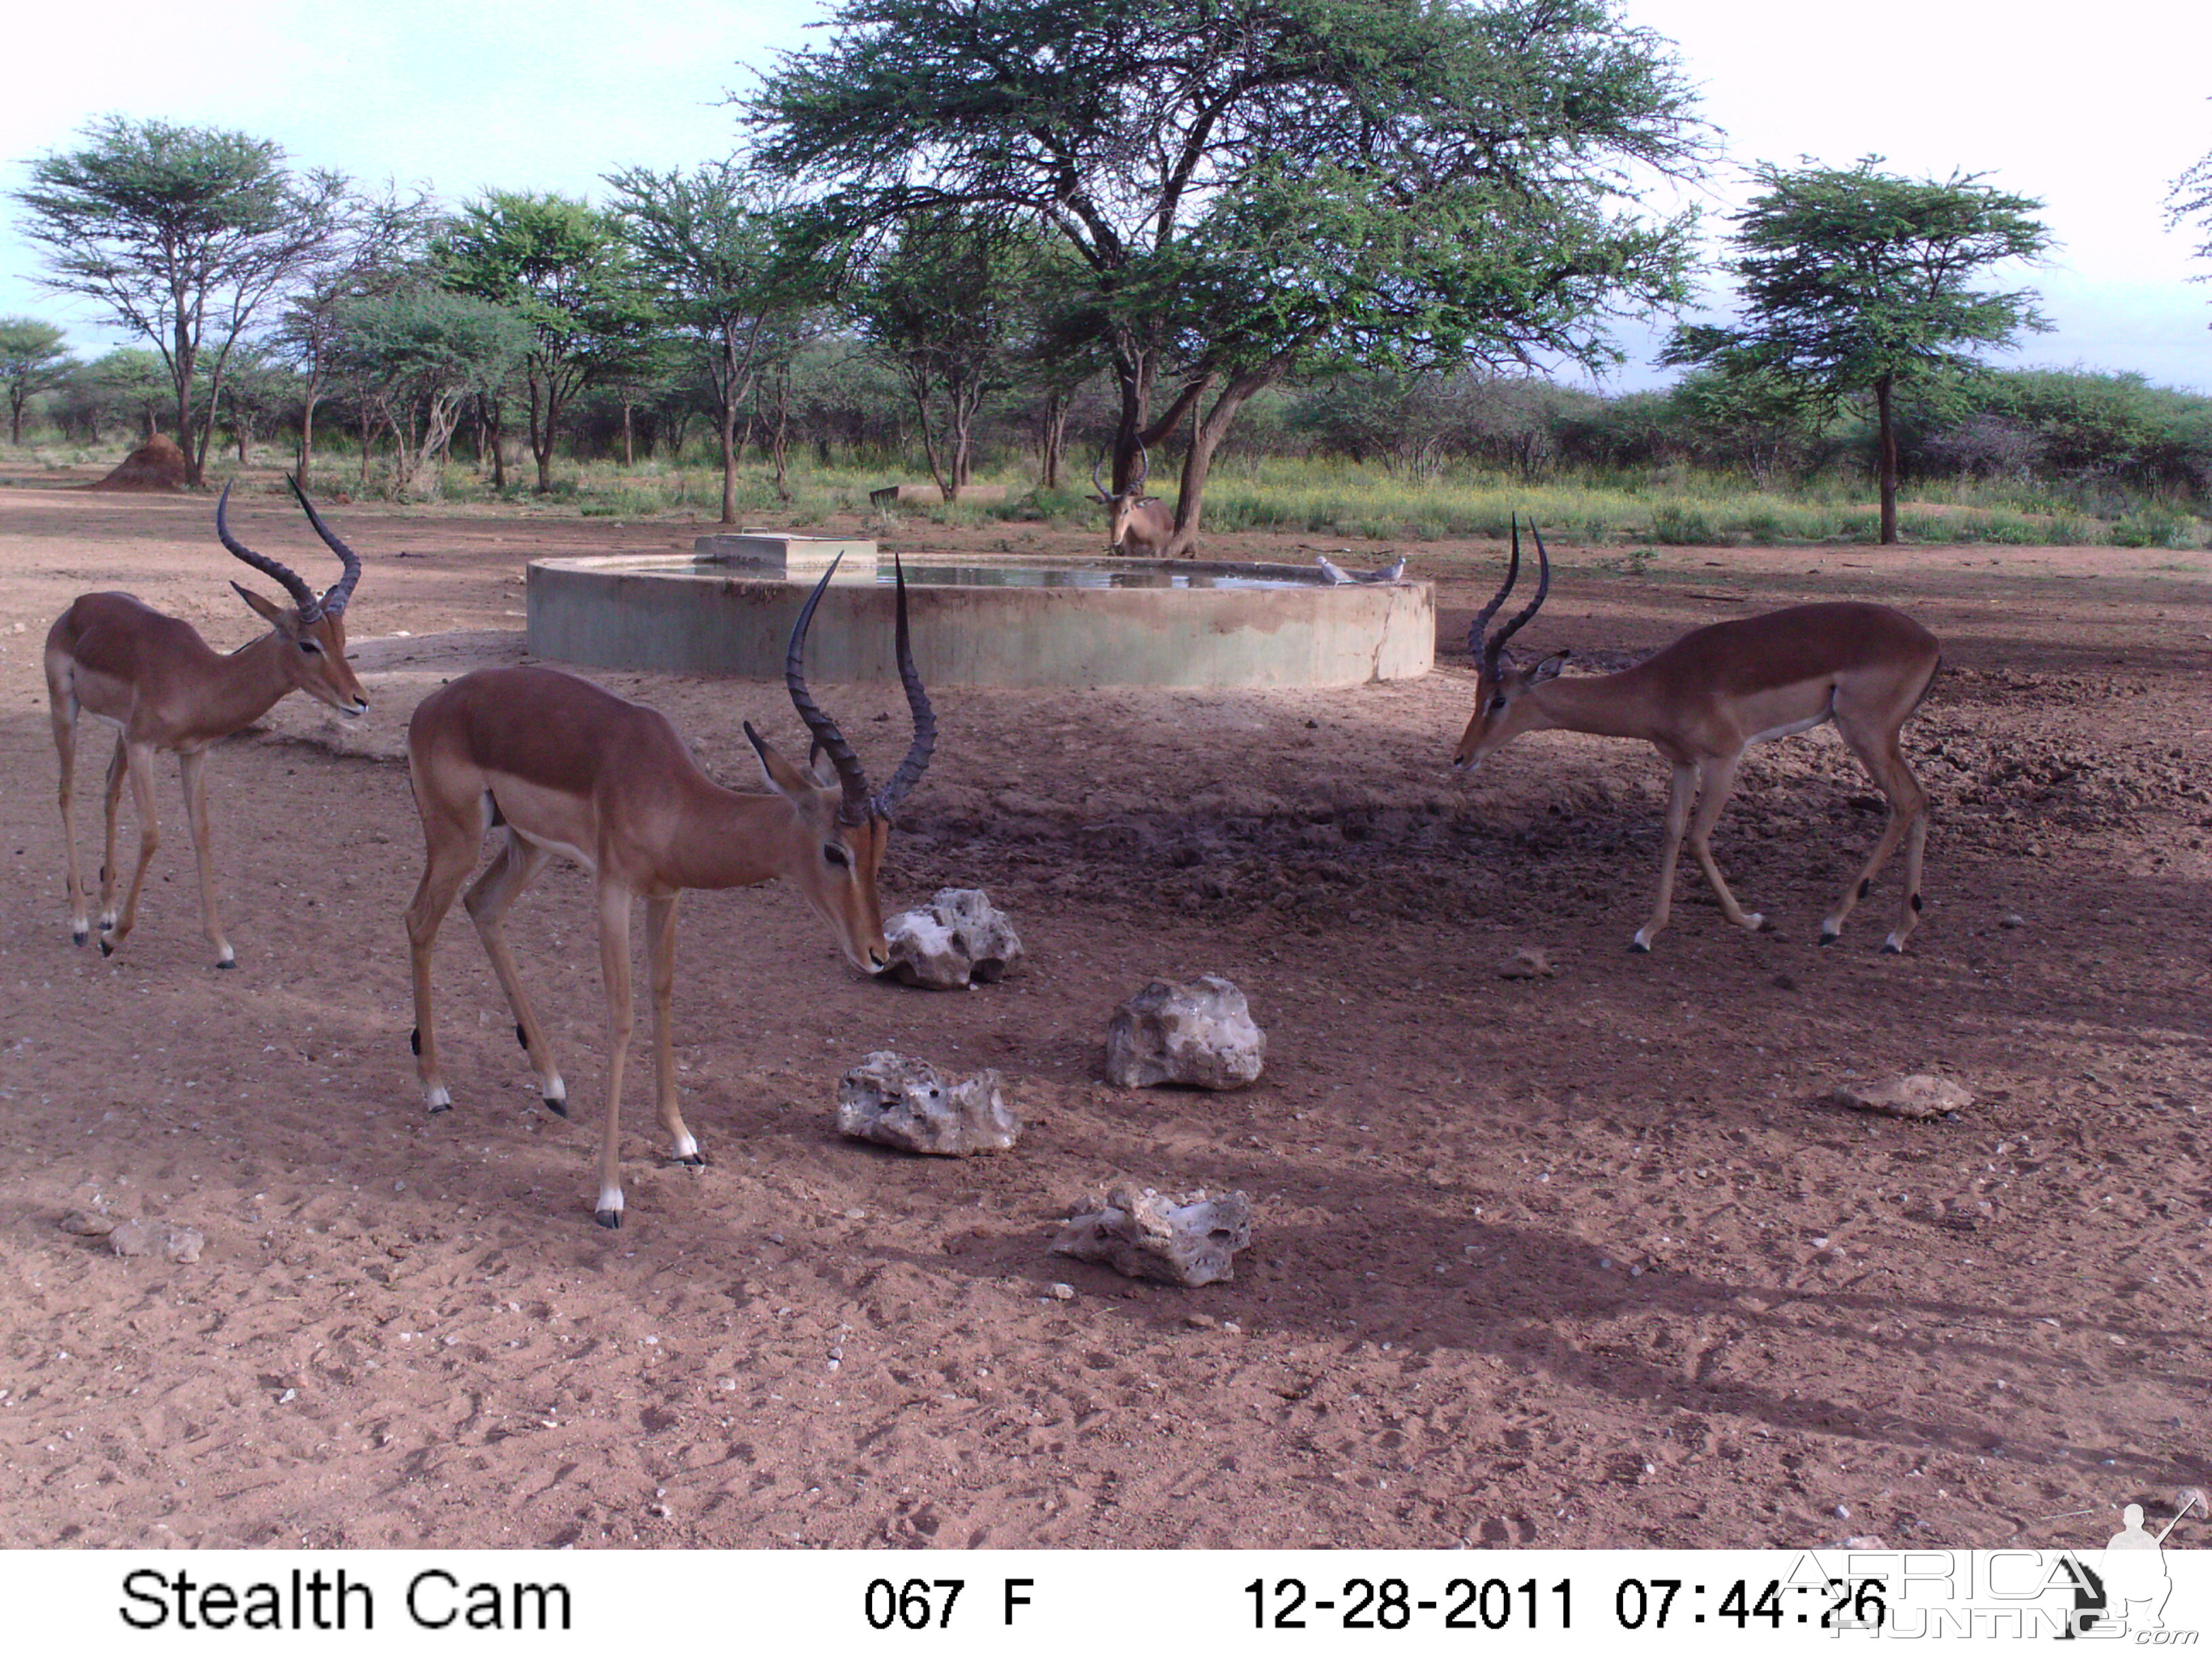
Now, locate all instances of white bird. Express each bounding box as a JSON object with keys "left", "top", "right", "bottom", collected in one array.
[
  {"left": 1315, "top": 554, "right": 1353, "bottom": 585},
  {"left": 1355, "top": 556, "right": 1408, "bottom": 583}
]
